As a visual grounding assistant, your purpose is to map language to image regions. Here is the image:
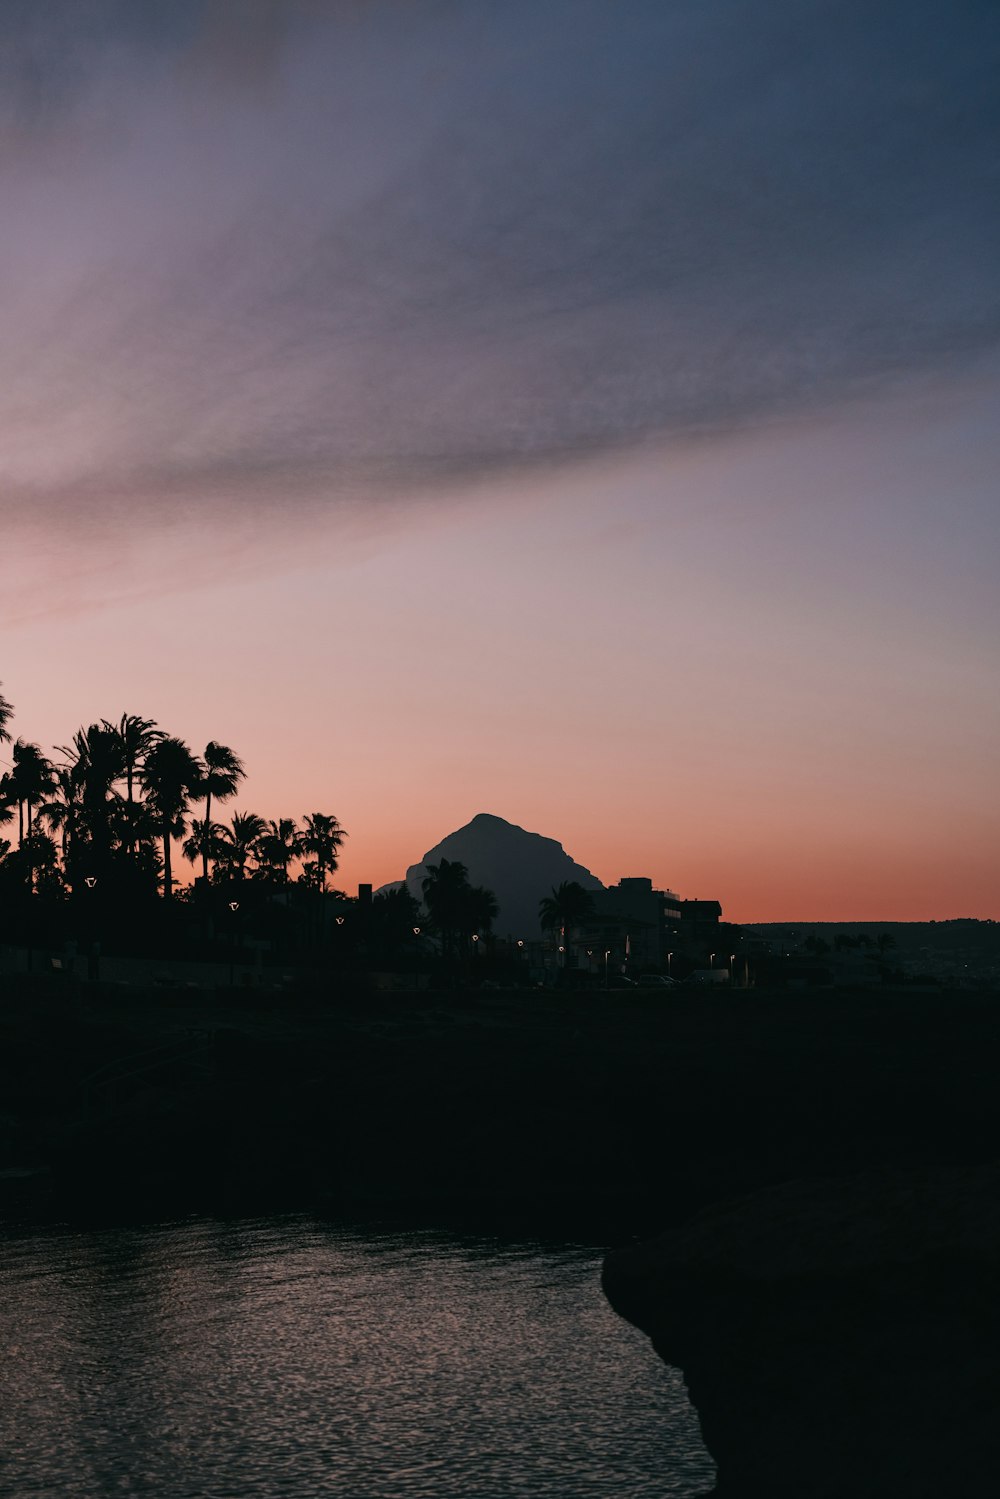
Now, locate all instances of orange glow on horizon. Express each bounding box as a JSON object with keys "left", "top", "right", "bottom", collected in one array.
[{"left": 4, "top": 382, "right": 998, "bottom": 925}]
